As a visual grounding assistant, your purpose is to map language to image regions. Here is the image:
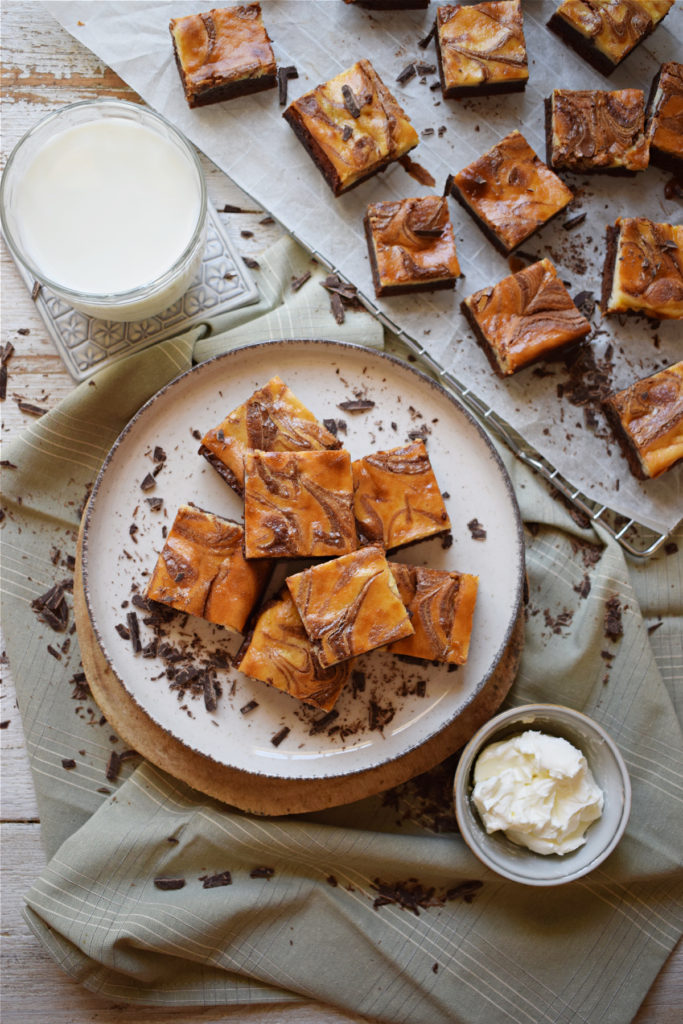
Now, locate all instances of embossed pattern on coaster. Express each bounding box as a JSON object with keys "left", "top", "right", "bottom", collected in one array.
[{"left": 9, "top": 204, "right": 259, "bottom": 381}]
